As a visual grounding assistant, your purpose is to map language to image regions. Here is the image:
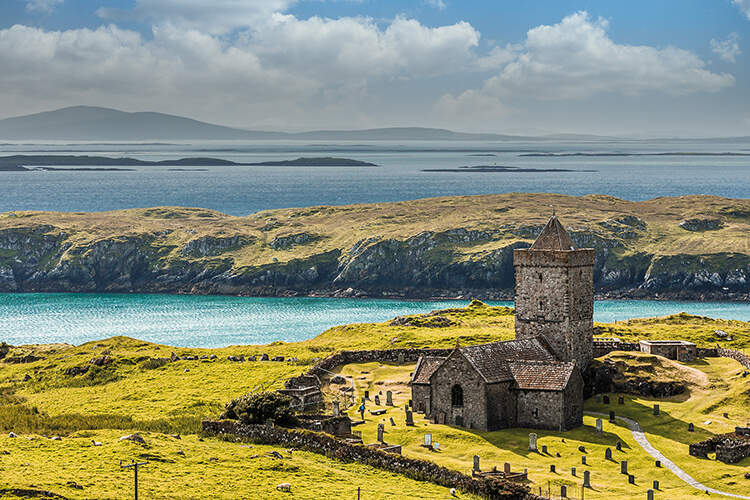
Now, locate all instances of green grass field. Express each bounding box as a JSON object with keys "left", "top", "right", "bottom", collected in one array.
[{"left": 0, "top": 302, "right": 748, "bottom": 498}]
